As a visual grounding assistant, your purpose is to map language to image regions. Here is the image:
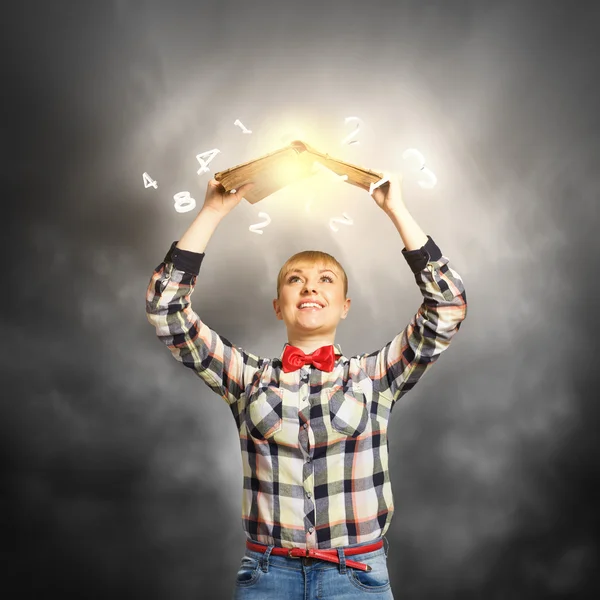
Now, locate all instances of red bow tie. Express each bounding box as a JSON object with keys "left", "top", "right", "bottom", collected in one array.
[{"left": 281, "top": 344, "right": 338, "bottom": 373}]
